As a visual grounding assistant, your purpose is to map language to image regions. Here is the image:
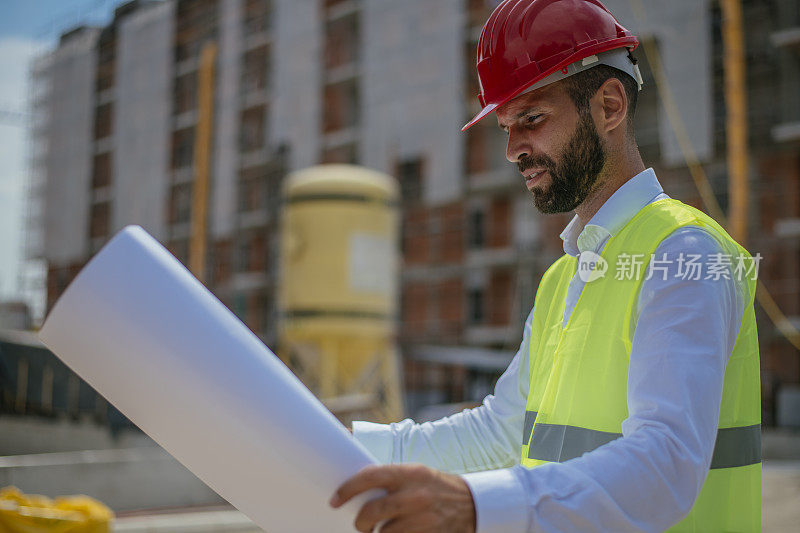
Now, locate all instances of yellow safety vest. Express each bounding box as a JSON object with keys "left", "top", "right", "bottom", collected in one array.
[{"left": 520, "top": 198, "right": 761, "bottom": 532}]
